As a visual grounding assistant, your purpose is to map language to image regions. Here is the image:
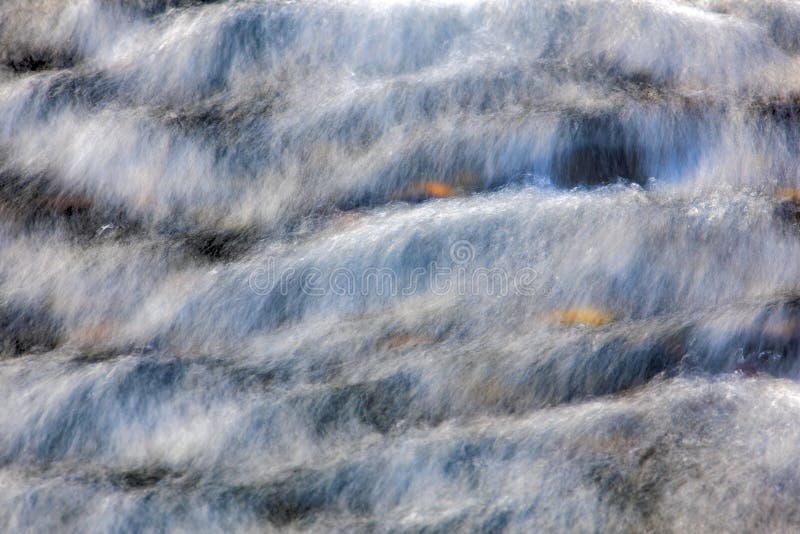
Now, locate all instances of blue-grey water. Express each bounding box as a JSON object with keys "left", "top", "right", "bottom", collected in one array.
[{"left": 4, "top": 0, "right": 800, "bottom": 531}]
